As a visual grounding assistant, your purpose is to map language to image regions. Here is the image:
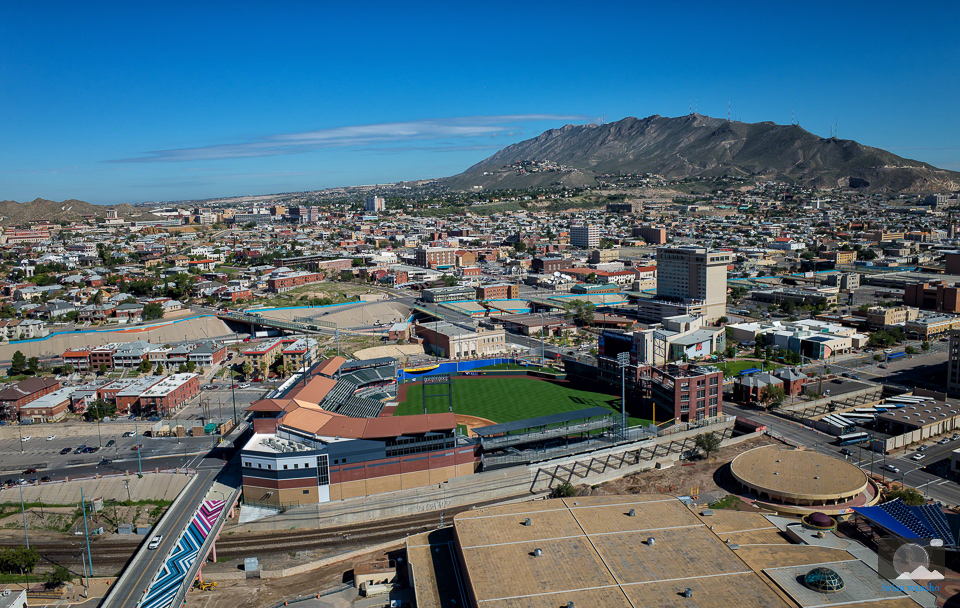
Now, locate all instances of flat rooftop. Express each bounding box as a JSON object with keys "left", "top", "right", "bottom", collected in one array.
[{"left": 416, "top": 494, "right": 923, "bottom": 608}]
